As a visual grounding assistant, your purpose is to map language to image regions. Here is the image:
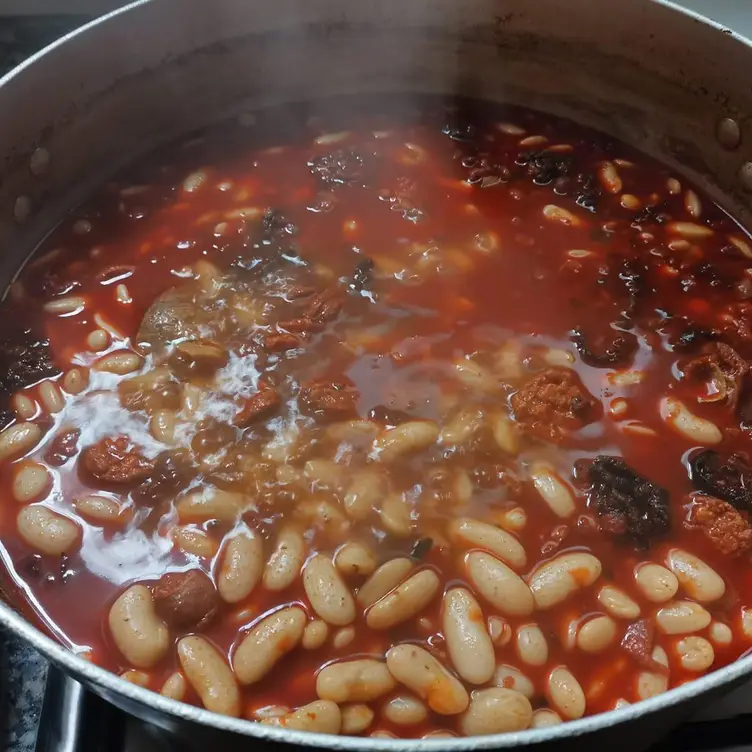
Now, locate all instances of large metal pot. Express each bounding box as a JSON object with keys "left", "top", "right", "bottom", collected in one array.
[{"left": 1, "top": 0, "right": 752, "bottom": 749}]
